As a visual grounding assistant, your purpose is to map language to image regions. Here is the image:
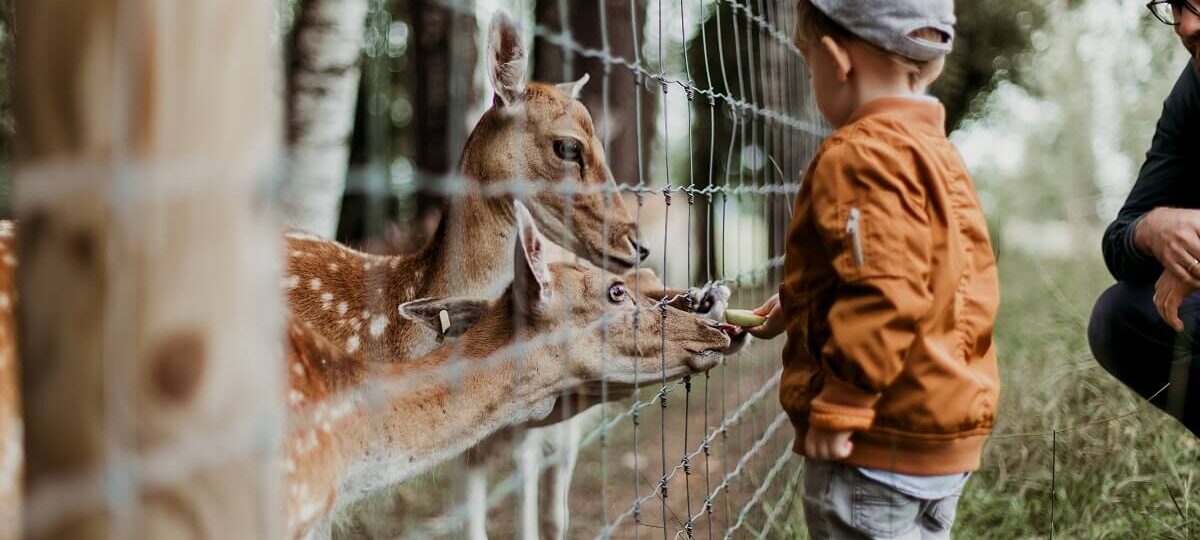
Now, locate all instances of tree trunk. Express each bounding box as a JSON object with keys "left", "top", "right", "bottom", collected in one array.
[
  {"left": 284, "top": 0, "right": 369, "bottom": 237},
  {"left": 410, "top": 0, "right": 478, "bottom": 227},
  {"left": 532, "top": 0, "right": 656, "bottom": 186},
  {"left": 14, "top": 1, "right": 284, "bottom": 539}
]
